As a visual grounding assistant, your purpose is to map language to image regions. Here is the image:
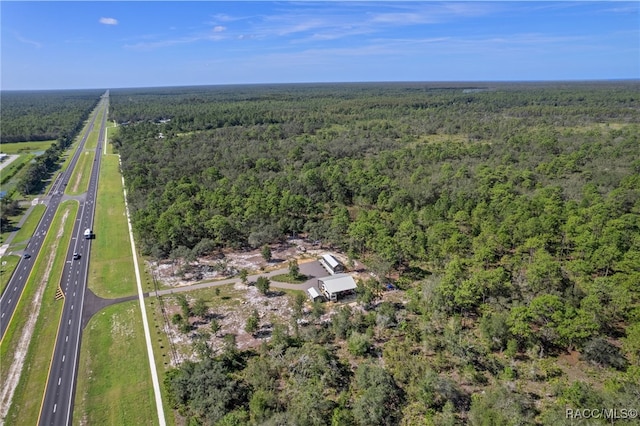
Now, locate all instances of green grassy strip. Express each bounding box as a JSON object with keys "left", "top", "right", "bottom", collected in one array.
[
  {"left": 11, "top": 204, "right": 47, "bottom": 246},
  {"left": 105, "top": 123, "right": 118, "bottom": 155},
  {"left": 84, "top": 107, "right": 105, "bottom": 151},
  {"left": 0, "top": 141, "right": 56, "bottom": 154},
  {"left": 0, "top": 255, "right": 20, "bottom": 295},
  {"left": 66, "top": 150, "right": 94, "bottom": 196},
  {"left": 145, "top": 285, "right": 177, "bottom": 425},
  {"left": 131, "top": 214, "right": 176, "bottom": 423},
  {"left": 66, "top": 103, "right": 109, "bottom": 196},
  {"left": 0, "top": 154, "right": 33, "bottom": 185},
  {"left": 73, "top": 301, "right": 158, "bottom": 426},
  {"left": 1, "top": 201, "right": 78, "bottom": 425},
  {"left": 84, "top": 129, "right": 99, "bottom": 151},
  {"left": 271, "top": 273, "right": 309, "bottom": 284},
  {"left": 88, "top": 155, "right": 136, "bottom": 298},
  {"left": 52, "top": 106, "right": 101, "bottom": 192}
]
